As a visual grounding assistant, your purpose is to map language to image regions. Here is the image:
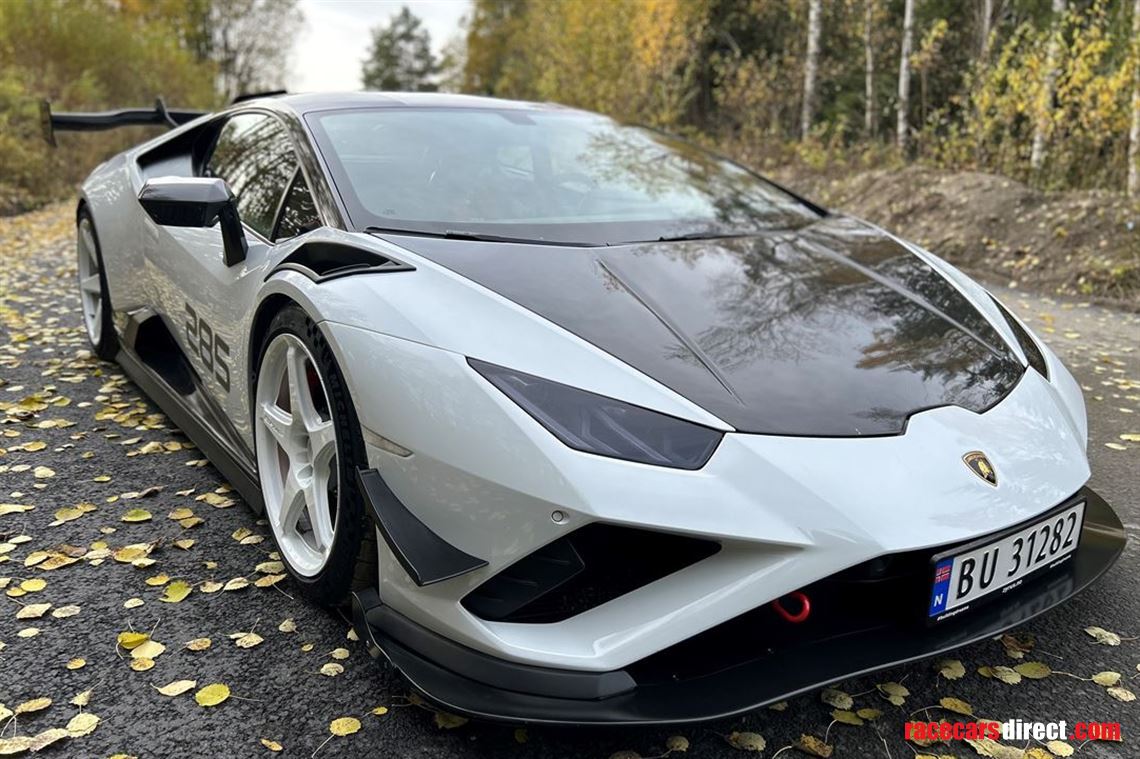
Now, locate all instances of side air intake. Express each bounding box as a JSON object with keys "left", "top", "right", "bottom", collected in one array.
[{"left": 271, "top": 242, "right": 414, "bottom": 283}]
